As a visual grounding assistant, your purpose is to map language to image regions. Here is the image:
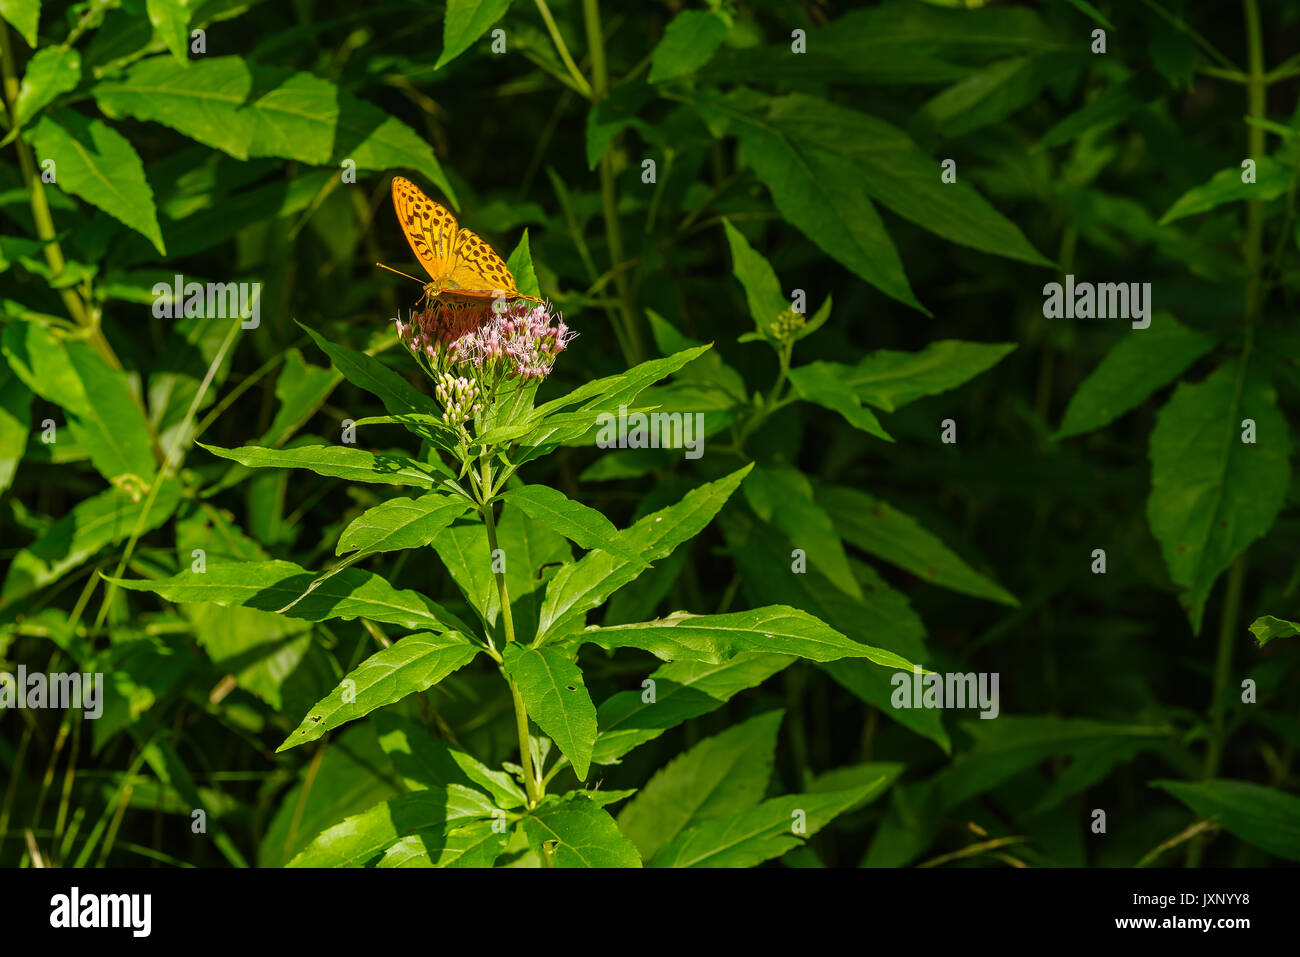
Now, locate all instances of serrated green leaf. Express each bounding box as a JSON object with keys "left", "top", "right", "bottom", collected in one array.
[
  {"left": 12, "top": 46, "right": 81, "bottom": 129},
  {"left": 437, "top": 0, "right": 512, "bottom": 70},
  {"left": 618, "top": 710, "right": 782, "bottom": 861},
  {"left": 110, "top": 558, "right": 472, "bottom": 634},
  {"left": 649, "top": 9, "right": 729, "bottom": 83},
  {"left": 505, "top": 228, "right": 541, "bottom": 299},
  {"left": 520, "top": 795, "right": 642, "bottom": 867},
  {"left": 31, "top": 109, "right": 165, "bottom": 253},
  {"left": 695, "top": 91, "right": 922, "bottom": 312},
  {"left": 0, "top": 0, "right": 39, "bottom": 47},
  {"left": 301, "top": 323, "right": 437, "bottom": 416},
  {"left": 244, "top": 67, "right": 335, "bottom": 164},
  {"left": 522, "top": 346, "right": 712, "bottom": 452},
  {"left": 818, "top": 484, "right": 1017, "bottom": 606},
  {"left": 767, "top": 95, "right": 1051, "bottom": 266},
  {"left": 374, "top": 712, "right": 526, "bottom": 808},
  {"left": 199, "top": 441, "right": 439, "bottom": 488},
  {"left": 537, "top": 465, "right": 750, "bottom": 642},
  {"left": 337, "top": 91, "right": 457, "bottom": 206},
  {"left": 378, "top": 820, "right": 510, "bottom": 867},
  {"left": 278, "top": 632, "right": 480, "bottom": 751},
  {"left": 337, "top": 493, "right": 468, "bottom": 557},
  {"left": 501, "top": 484, "right": 647, "bottom": 568},
  {"left": 743, "top": 466, "right": 860, "bottom": 599},
  {"left": 1056, "top": 315, "right": 1214, "bottom": 438},
  {"left": 582, "top": 605, "right": 917, "bottom": 669},
  {"left": 146, "top": 0, "right": 195, "bottom": 62},
  {"left": 594, "top": 654, "right": 792, "bottom": 765},
  {"left": 528, "top": 345, "right": 710, "bottom": 423},
  {"left": 1160, "top": 158, "right": 1291, "bottom": 225},
  {"left": 286, "top": 788, "right": 498, "bottom": 867},
  {"left": 1248, "top": 615, "right": 1300, "bottom": 647},
  {"left": 502, "top": 643, "right": 597, "bottom": 781},
  {"left": 848, "top": 340, "right": 1018, "bottom": 412},
  {"left": 651, "top": 781, "right": 890, "bottom": 867},
  {"left": 1147, "top": 360, "right": 1291, "bottom": 632},
  {"left": 1154, "top": 779, "right": 1300, "bottom": 862},
  {"left": 787, "top": 363, "right": 892, "bottom": 441},
  {"left": 94, "top": 55, "right": 253, "bottom": 158},
  {"left": 722, "top": 218, "right": 787, "bottom": 336}
]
